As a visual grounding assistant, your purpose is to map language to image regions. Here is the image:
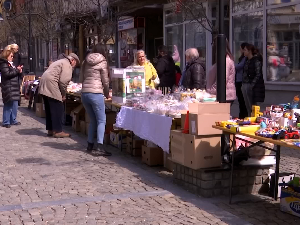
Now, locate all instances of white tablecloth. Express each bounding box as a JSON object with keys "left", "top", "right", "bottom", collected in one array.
[{"left": 116, "top": 107, "right": 173, "bottom": 153}]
